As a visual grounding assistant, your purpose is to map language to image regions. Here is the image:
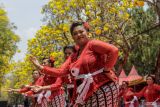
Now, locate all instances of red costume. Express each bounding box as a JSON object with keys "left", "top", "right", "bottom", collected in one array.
[
  {"left": 119, "top": 88, "right": 138, "bottom": 107},
  {"left": 37, "top": 74, "right": 64, "bottom": 107},
  {"left": 18, "top": 76, "right": 43, "bottom": 106},
  {"left": 62, "top": 74, "right": 74, "bottom": 106},
  {"left": 18, "top": 76, "right": 43, "bottom": 96},
  {"left": 135, "top": 84, "right": 160, "bottom": 102},
  {"left": 41, "top": 40, "right": 119, "bottom": 106},
  {"left": 42, "top": 75, "right": 63, "bottom": 99}
]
